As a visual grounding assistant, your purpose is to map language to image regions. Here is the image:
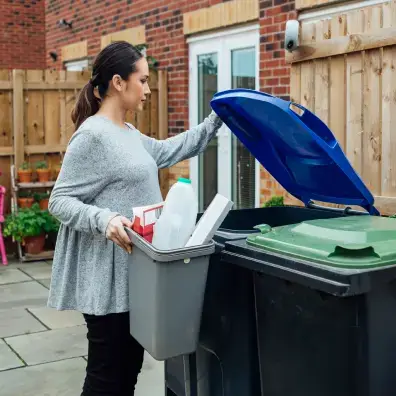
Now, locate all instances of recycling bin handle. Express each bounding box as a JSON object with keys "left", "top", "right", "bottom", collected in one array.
[
  {"left": 253, "top": 224, "right": 272, "bottom": 234},
  {"left": 328, "top": 245, "right": 381, "bottom": 260}
]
